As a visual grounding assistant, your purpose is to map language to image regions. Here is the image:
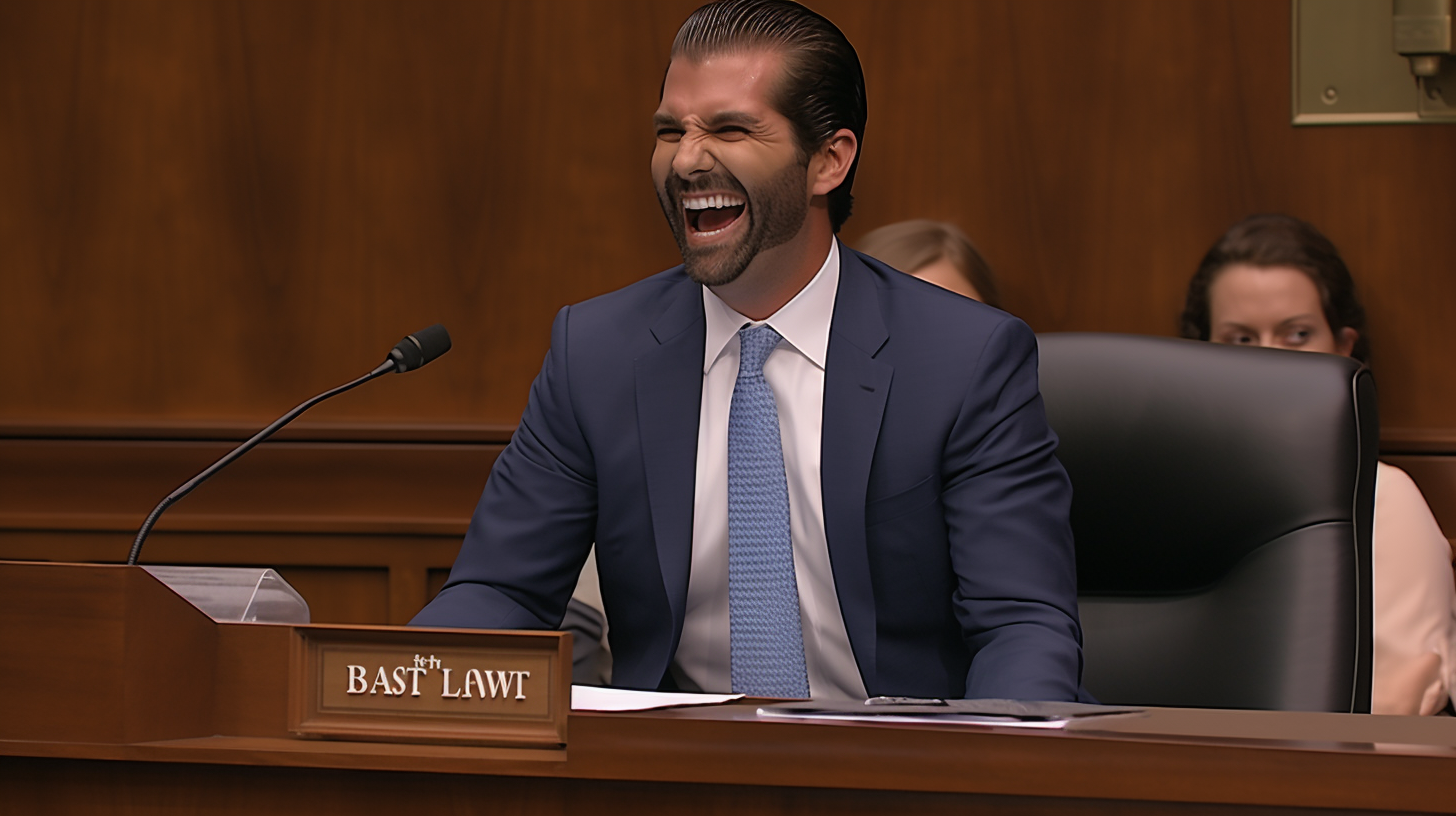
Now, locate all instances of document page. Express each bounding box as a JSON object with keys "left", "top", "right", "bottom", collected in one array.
[
  {"left": 571, "top": 685, "right": 744, "bottom": 712},
  {"left": 757, "top": 698, "right": 1144, "bottom": 729}
]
